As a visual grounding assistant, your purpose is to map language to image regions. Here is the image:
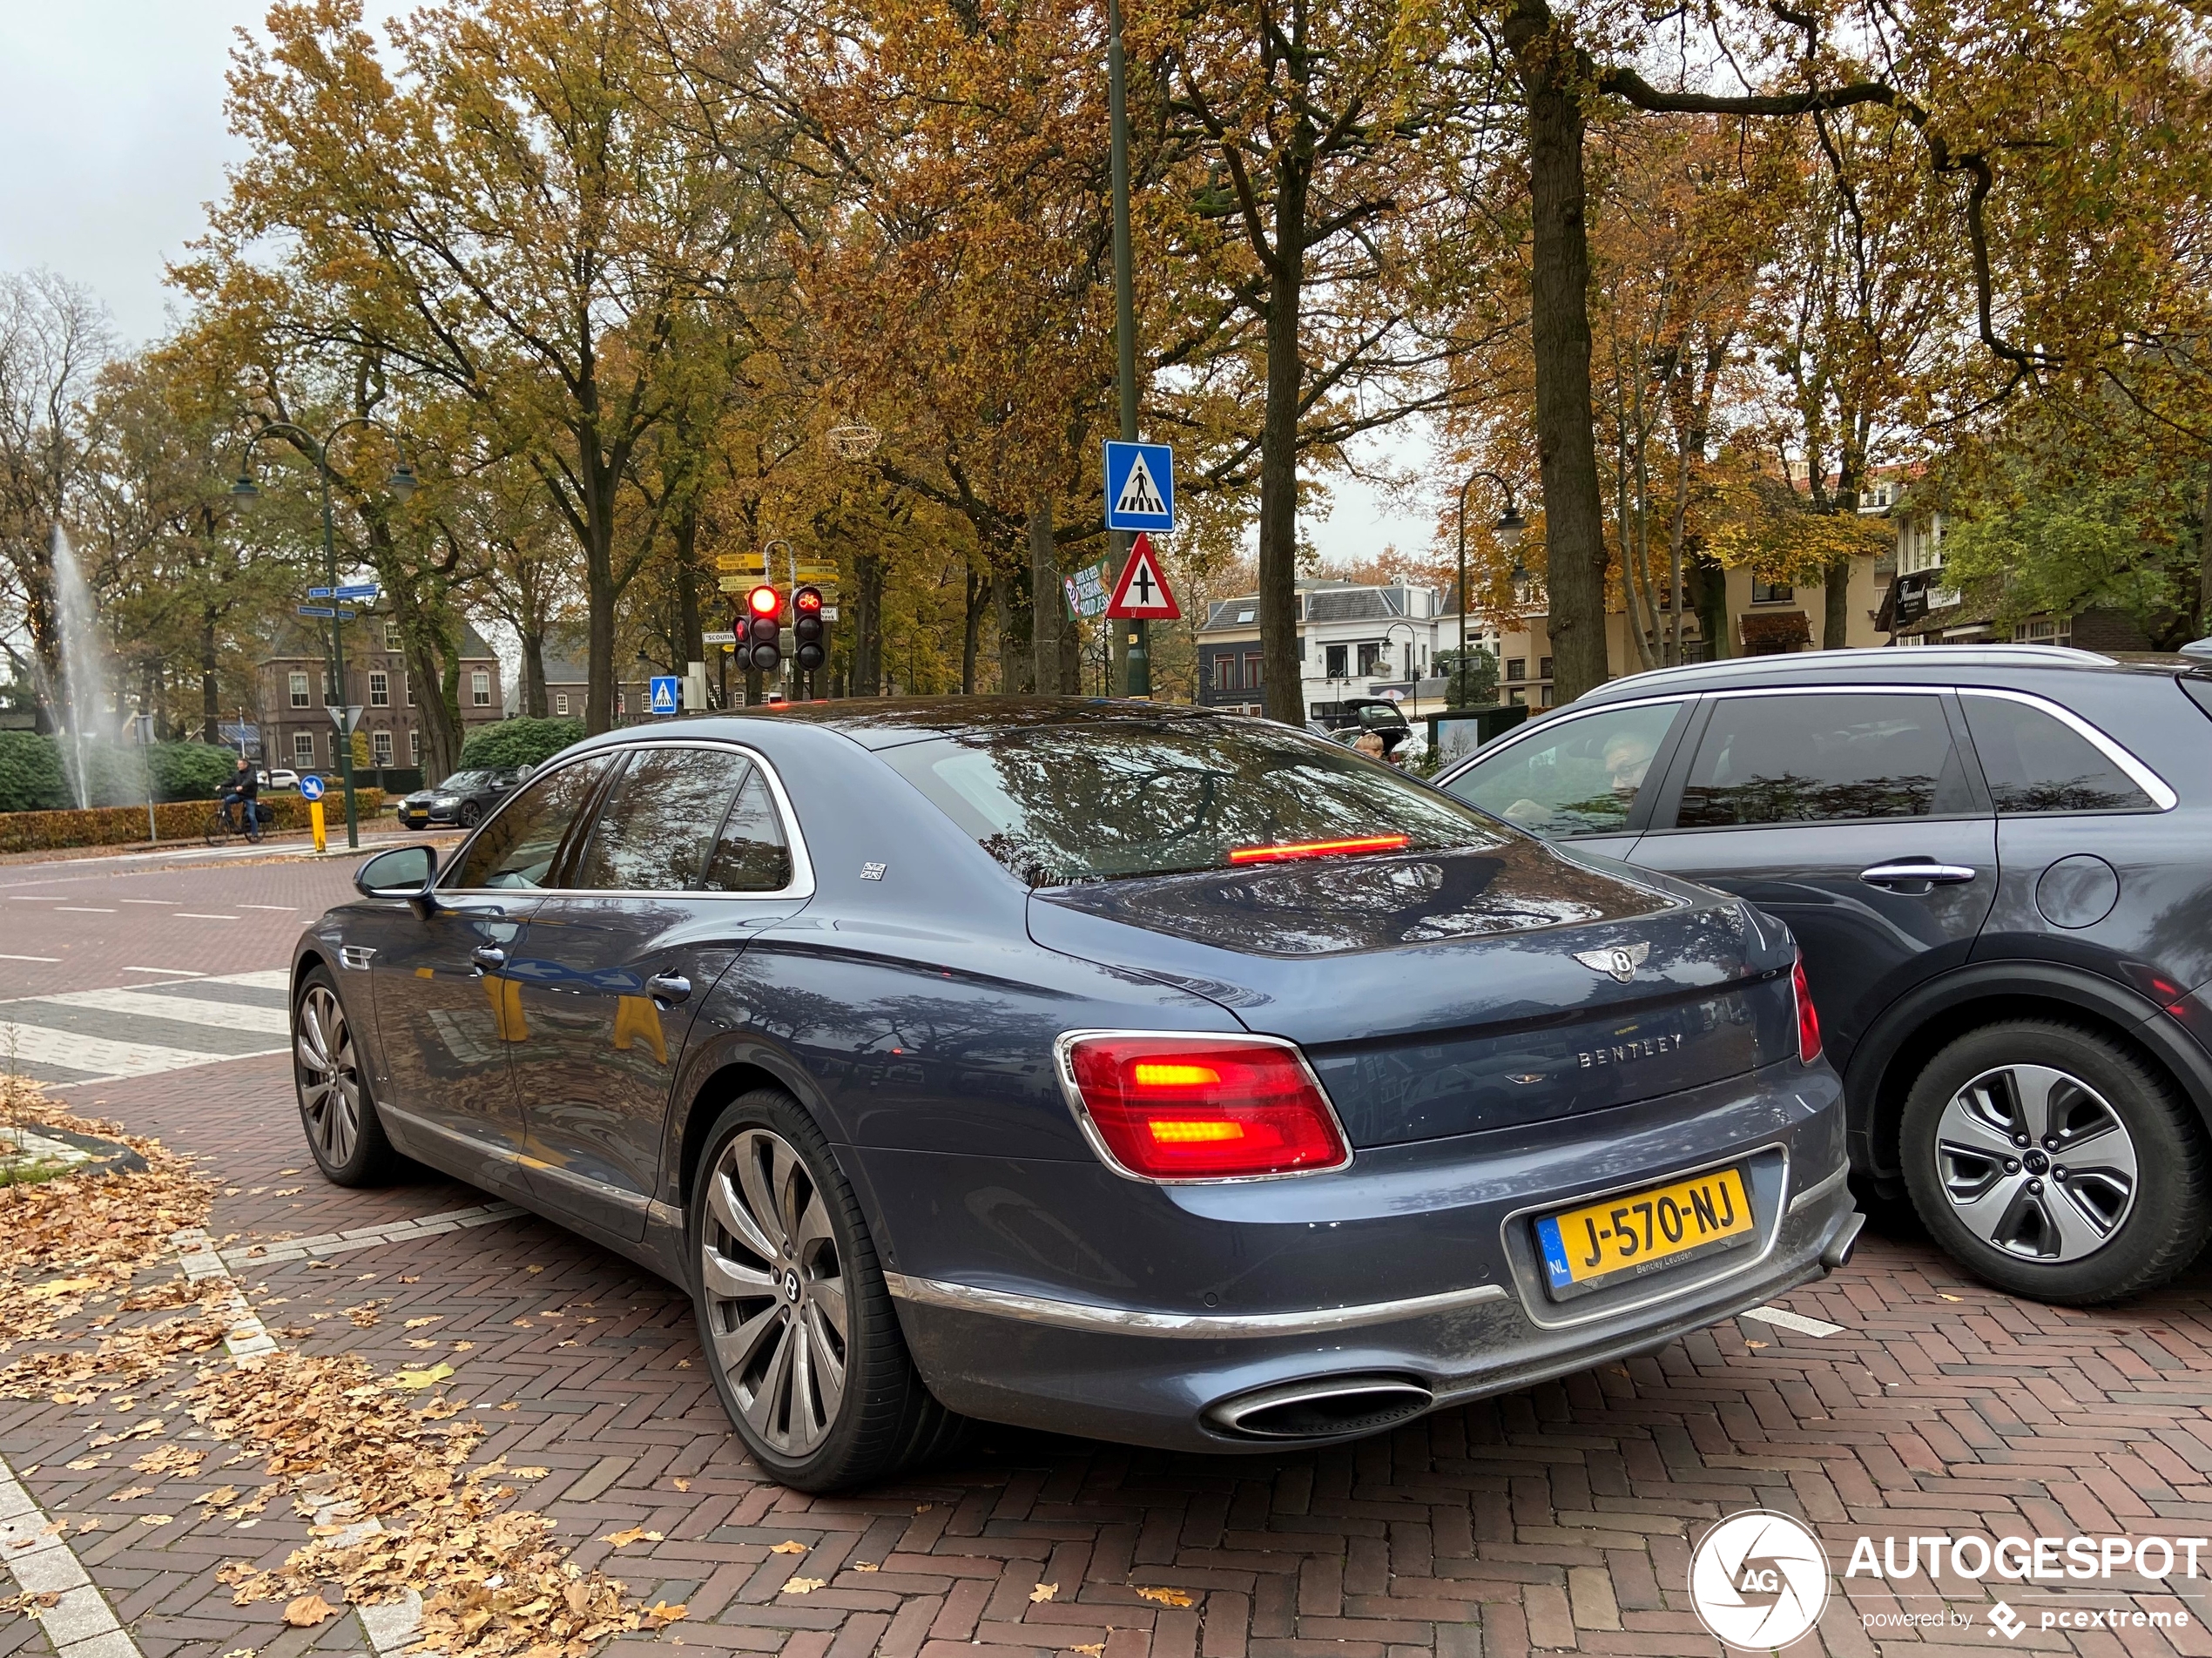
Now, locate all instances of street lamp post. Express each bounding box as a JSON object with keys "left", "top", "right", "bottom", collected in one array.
[
  {"left": 231, "top": 417, "right": 416, "bottom": 852},
  {"left": 1454, "top": 469, "right": 1527, "bottom": 710}
]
